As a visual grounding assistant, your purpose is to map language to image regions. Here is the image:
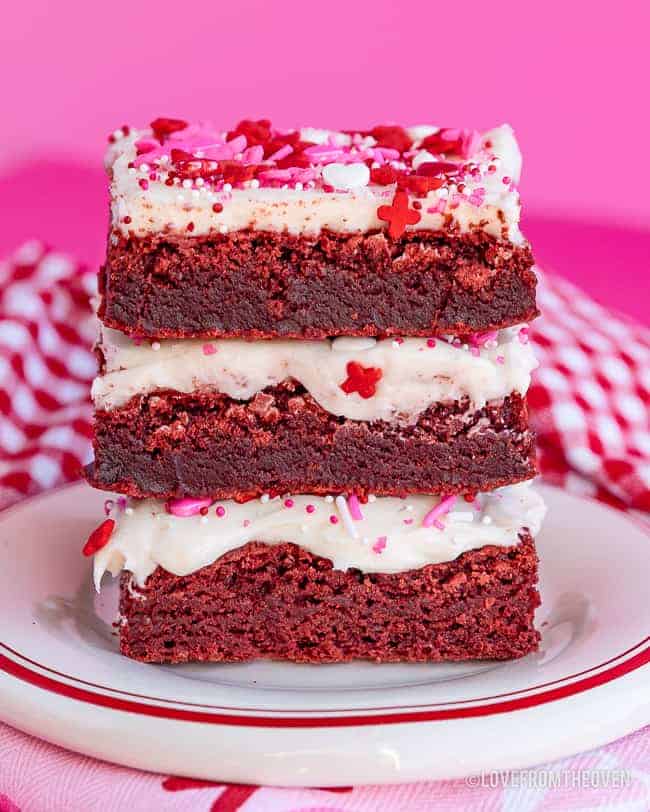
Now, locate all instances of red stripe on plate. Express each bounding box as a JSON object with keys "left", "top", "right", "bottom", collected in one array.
[{"left": 1, "top": 644, "right": 650, "bottom": 728}]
